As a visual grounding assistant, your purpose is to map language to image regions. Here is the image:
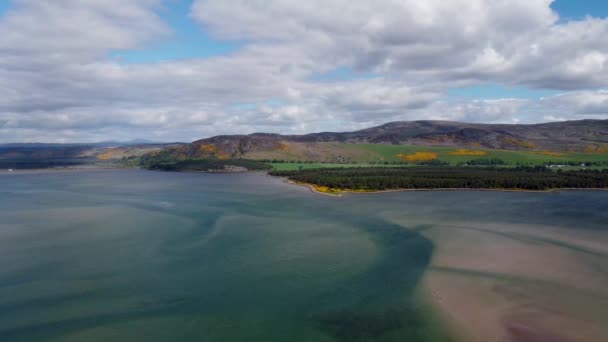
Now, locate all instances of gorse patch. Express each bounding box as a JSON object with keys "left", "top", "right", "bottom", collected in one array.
[
  {"left": 397, "top": 152, "right": 439, "bottom": 162},
  {"left": 198, "top": 144, "right": 217, "bottom": 153},
  {"left": 500, "top": 137, "right": 537, "bottom": 149},
  {"left": 585, "top": 145, "right": 608, "bottom": 154},
  {"left": 448, "top": 149, "right": 488, "bottom": 156}
]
